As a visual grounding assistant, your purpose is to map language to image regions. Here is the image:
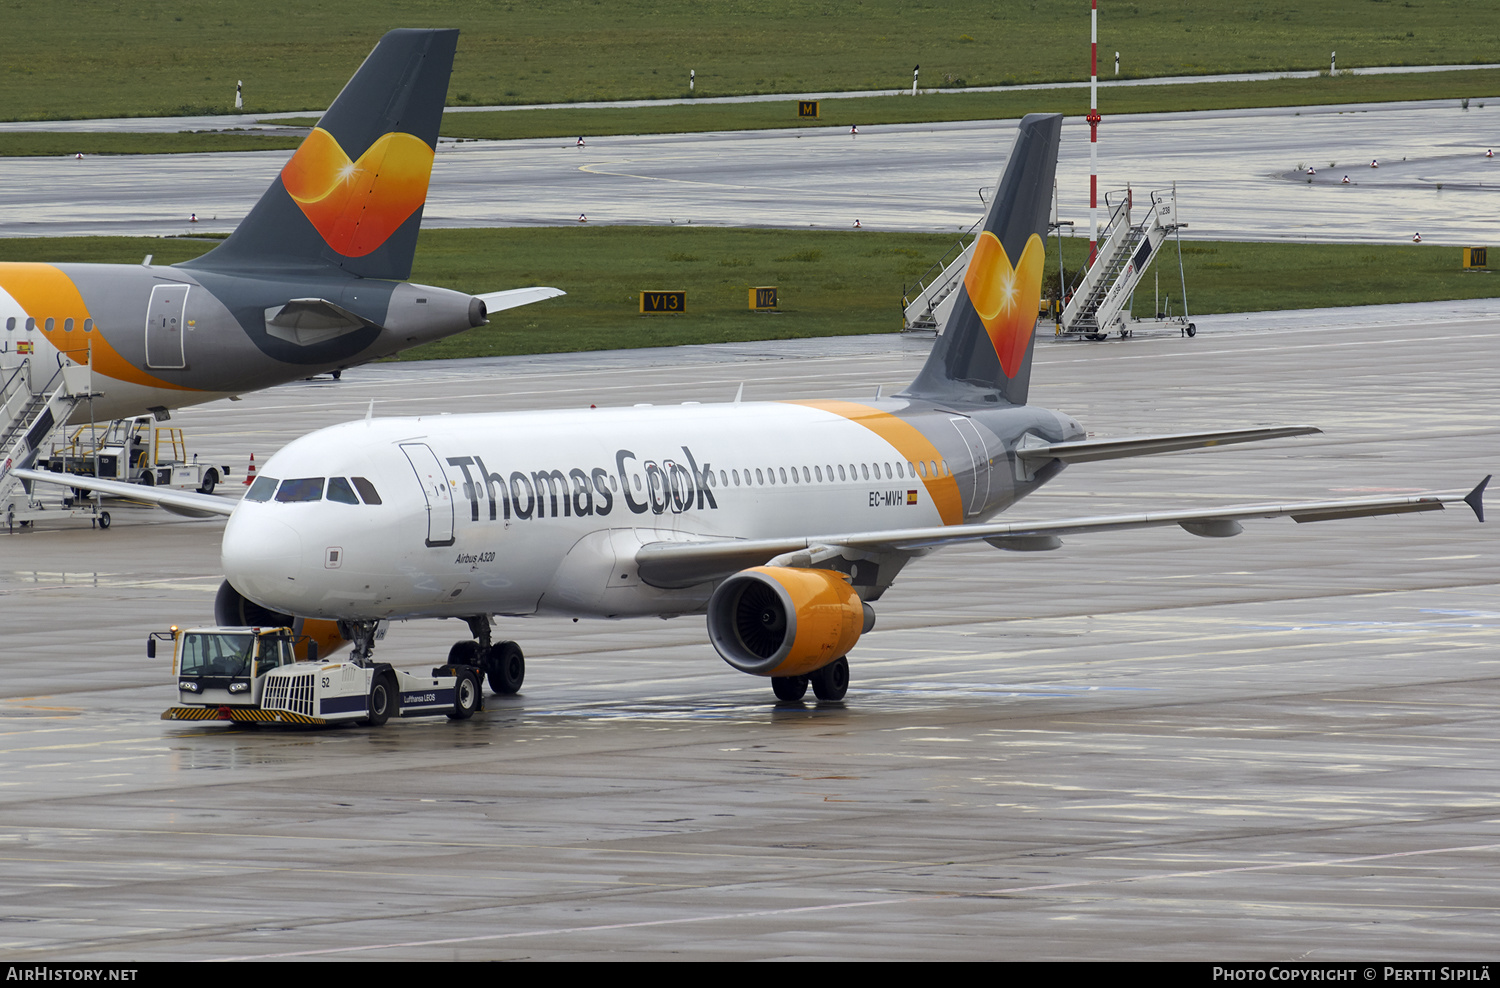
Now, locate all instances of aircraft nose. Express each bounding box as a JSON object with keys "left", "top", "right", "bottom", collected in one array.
[{"left": 222, "top": 513, "right": 306, "bottom": 615}]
